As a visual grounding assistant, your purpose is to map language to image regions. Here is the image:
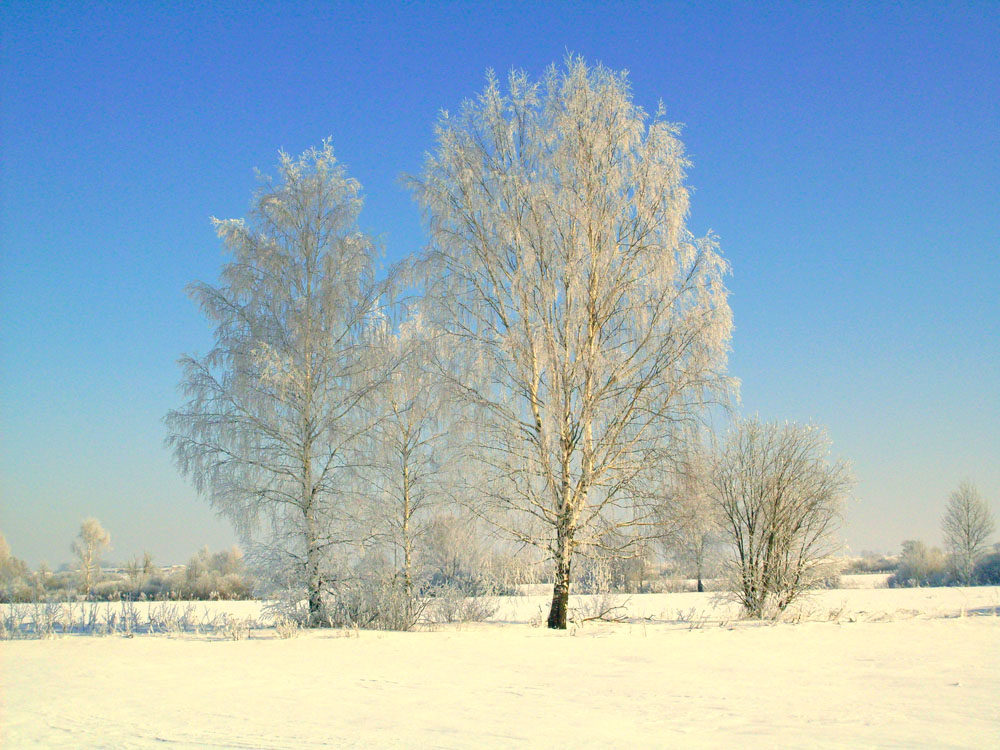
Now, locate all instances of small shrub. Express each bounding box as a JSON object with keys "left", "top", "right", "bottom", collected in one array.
[
  {"left": 425, "top": 584, "right": 500, "bottom": 624},
  {"left": 273, "top": 615, "right": 300, "bottom": 639},
  {"left": 221, "top": 615, "right": 252, "bottom": 640}
]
